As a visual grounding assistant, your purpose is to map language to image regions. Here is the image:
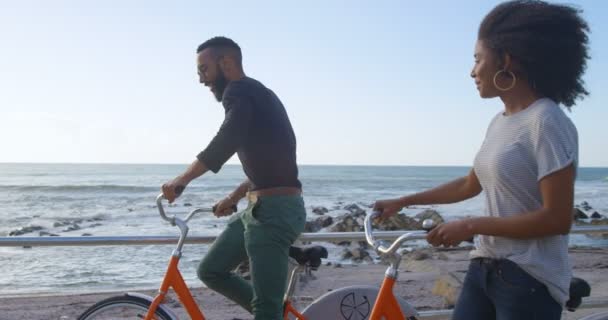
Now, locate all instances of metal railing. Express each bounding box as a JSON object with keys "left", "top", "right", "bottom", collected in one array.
[{"left": 0, "top": 225, "right": 606, "bottom": 247}]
